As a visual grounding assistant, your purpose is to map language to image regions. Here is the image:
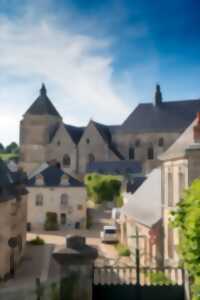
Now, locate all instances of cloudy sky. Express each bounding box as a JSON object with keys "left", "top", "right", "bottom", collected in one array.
[{"left": 0, "top": 0, "right": 200, "bottom": 145}]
